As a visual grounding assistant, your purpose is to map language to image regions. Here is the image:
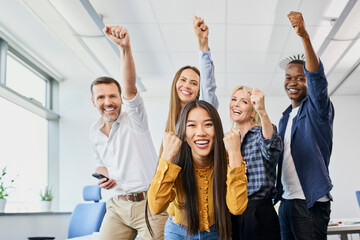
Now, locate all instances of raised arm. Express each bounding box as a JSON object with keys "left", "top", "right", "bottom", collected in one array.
[
  {"left": 223, "top": 128, "right": 243, "bottom": 169},
  {"left": 148, "top": 132, "right": 182, "bottom": 214},
  {"left": 193, "top": 16, "right": 219, "bottom": 109},
  {"left": 288, "top": 11, "right": 319, "bottom": 72},
  {"left": 223, "top": 128, "right": 248, "bottom": 214},
  {"left": 104, "top": 25, "right": 137, "bottom": 100},
  {"left": 250, "top": 88, "right": 273, "bottom": 139}
]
